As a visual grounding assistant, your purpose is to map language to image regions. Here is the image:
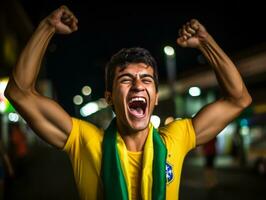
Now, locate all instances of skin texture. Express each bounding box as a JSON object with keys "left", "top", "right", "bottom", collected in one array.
[
  {"left": 105, "top": 63, "right": 158, "bottom": 151},
  {"left": 177, "top": 19, "right": 252, "bottom": 145},
  {"left": 5, "top": 7, "right": 251, "bottom": 151},
  {"left": 4, "top": 6, "right": 77, "bottom": 148}
]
